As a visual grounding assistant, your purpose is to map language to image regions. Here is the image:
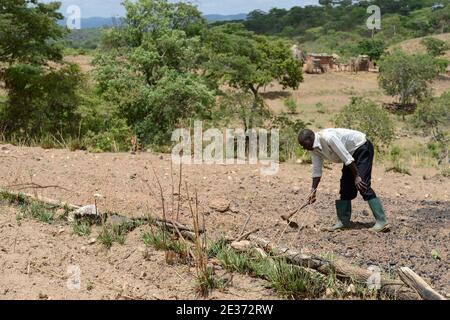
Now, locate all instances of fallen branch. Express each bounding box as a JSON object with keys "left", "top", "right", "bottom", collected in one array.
[
  {"left": 0, "top": 188, "right": 80, "bottom": 210},
  {"left": 235, "top": 228, "right": 260, "bottom": 242},
  {"left": 398, "top": 267, "right": 446, "bottom": 300},
  {"left": 248, "top": 234, "right": 421, "bottom": 300},
  {"left": 5, "top": 182, "right": 70, "bottom": 192},
  {"left": 239, "top": 213, "right": 252, "bottom": 237}
]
